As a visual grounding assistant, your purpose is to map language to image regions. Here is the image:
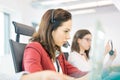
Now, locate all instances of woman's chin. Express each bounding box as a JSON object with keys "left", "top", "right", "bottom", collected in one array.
[{"left": 85, "top": 48, "right": 90, "bottom": 50}]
